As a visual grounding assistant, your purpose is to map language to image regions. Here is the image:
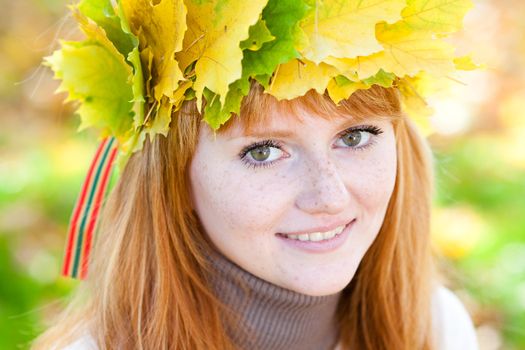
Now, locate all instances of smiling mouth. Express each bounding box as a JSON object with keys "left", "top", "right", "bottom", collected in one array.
[{"left": 276, "top": 220, "right": 353, "bottom": 242}]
